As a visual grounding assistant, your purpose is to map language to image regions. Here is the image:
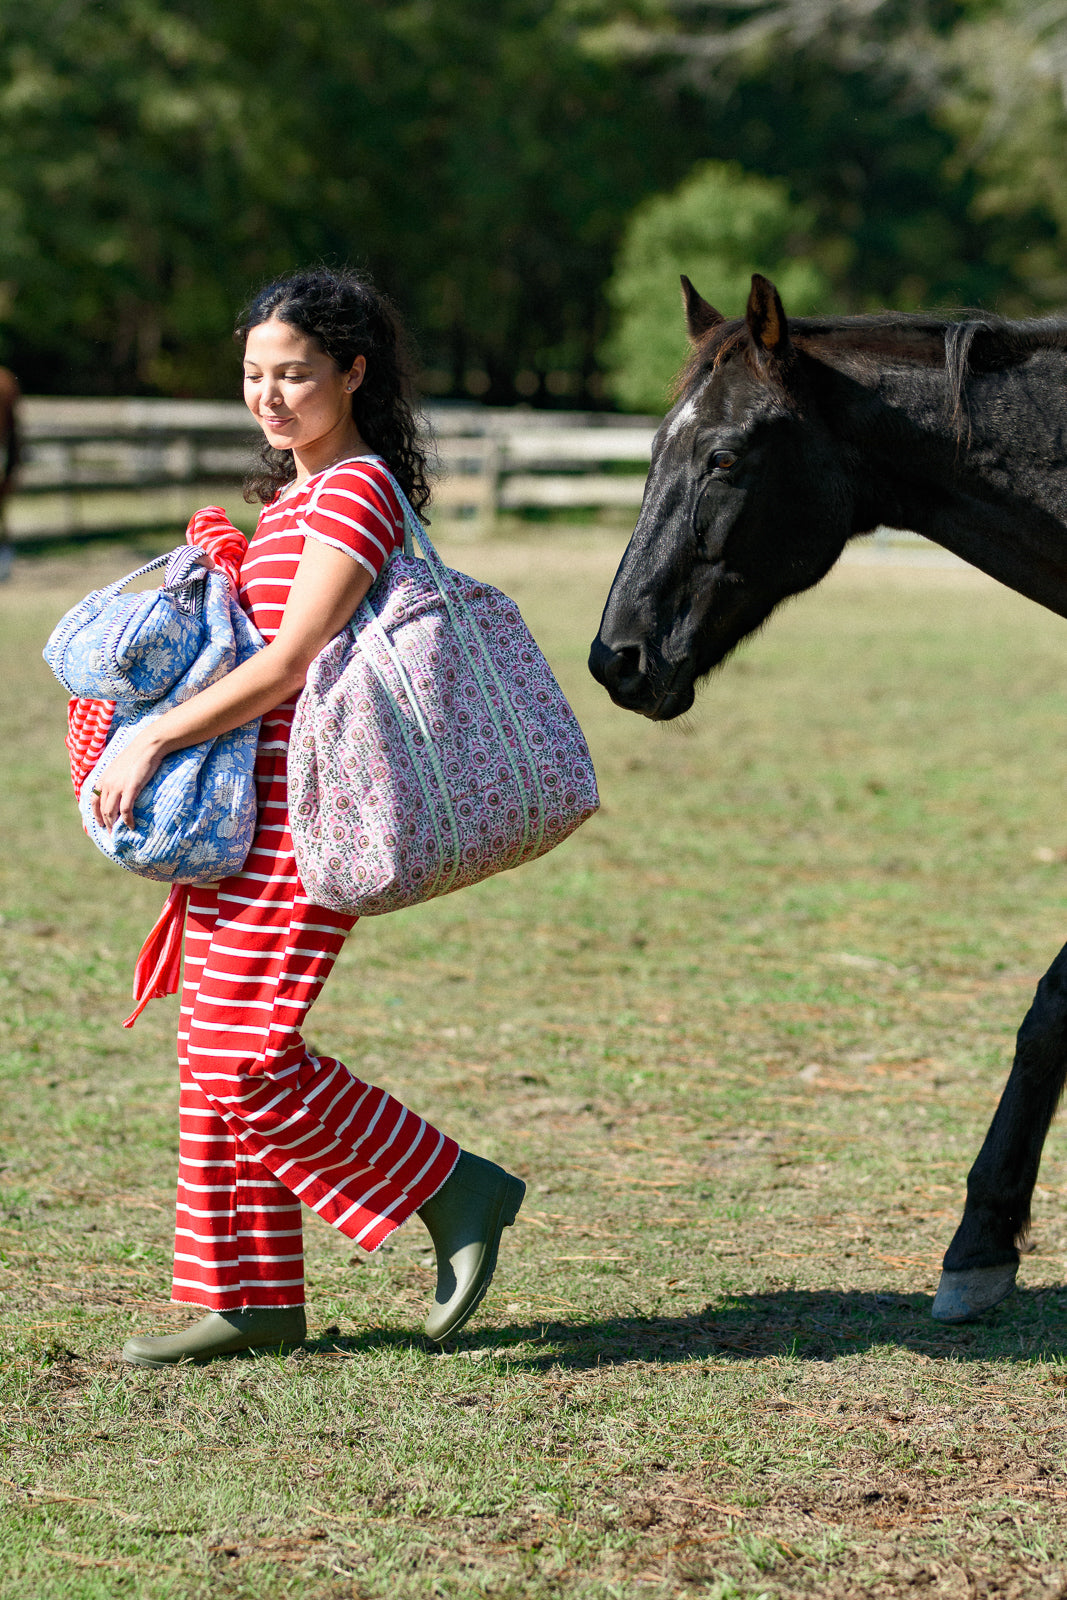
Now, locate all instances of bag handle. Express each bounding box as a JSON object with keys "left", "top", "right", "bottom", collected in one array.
[
  {"left": 93, "top": 543, "right": 206, "bottom": 603},
  {"left": 354, "top": 612, "right": 463, "bottom": 896},
  {"left": 45, "top": 546, "right": 210, "bottom": 685},
  {"left": 364, "top": 465, "right": 550, "bottom": 863},
  {"left": 164, "top": 544, "right": 210, "bottom": 588},
  {"left": 45, "top": 551, "right": 168, "bottom": 671},
  {"left": 99, "top": 544, "right": 207, "bottom": 603}
]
